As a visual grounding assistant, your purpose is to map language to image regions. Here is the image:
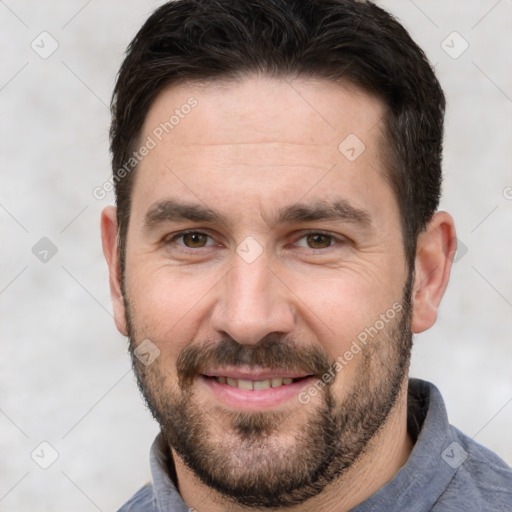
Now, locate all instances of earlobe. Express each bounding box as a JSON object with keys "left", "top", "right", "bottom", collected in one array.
[
  {"left": 101, "top": 206, "right": 128, "bottom": 336},
  {"left": 411, "top": 211, "right": 457, "bottom": 334}
]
